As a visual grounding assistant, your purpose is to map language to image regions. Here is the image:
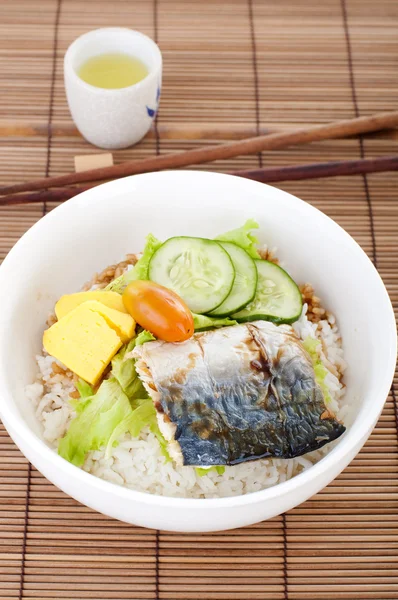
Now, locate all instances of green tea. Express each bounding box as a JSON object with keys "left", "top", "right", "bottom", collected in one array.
[{"left": 78, "top": 53, "right": 149, "bottom": 89}]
